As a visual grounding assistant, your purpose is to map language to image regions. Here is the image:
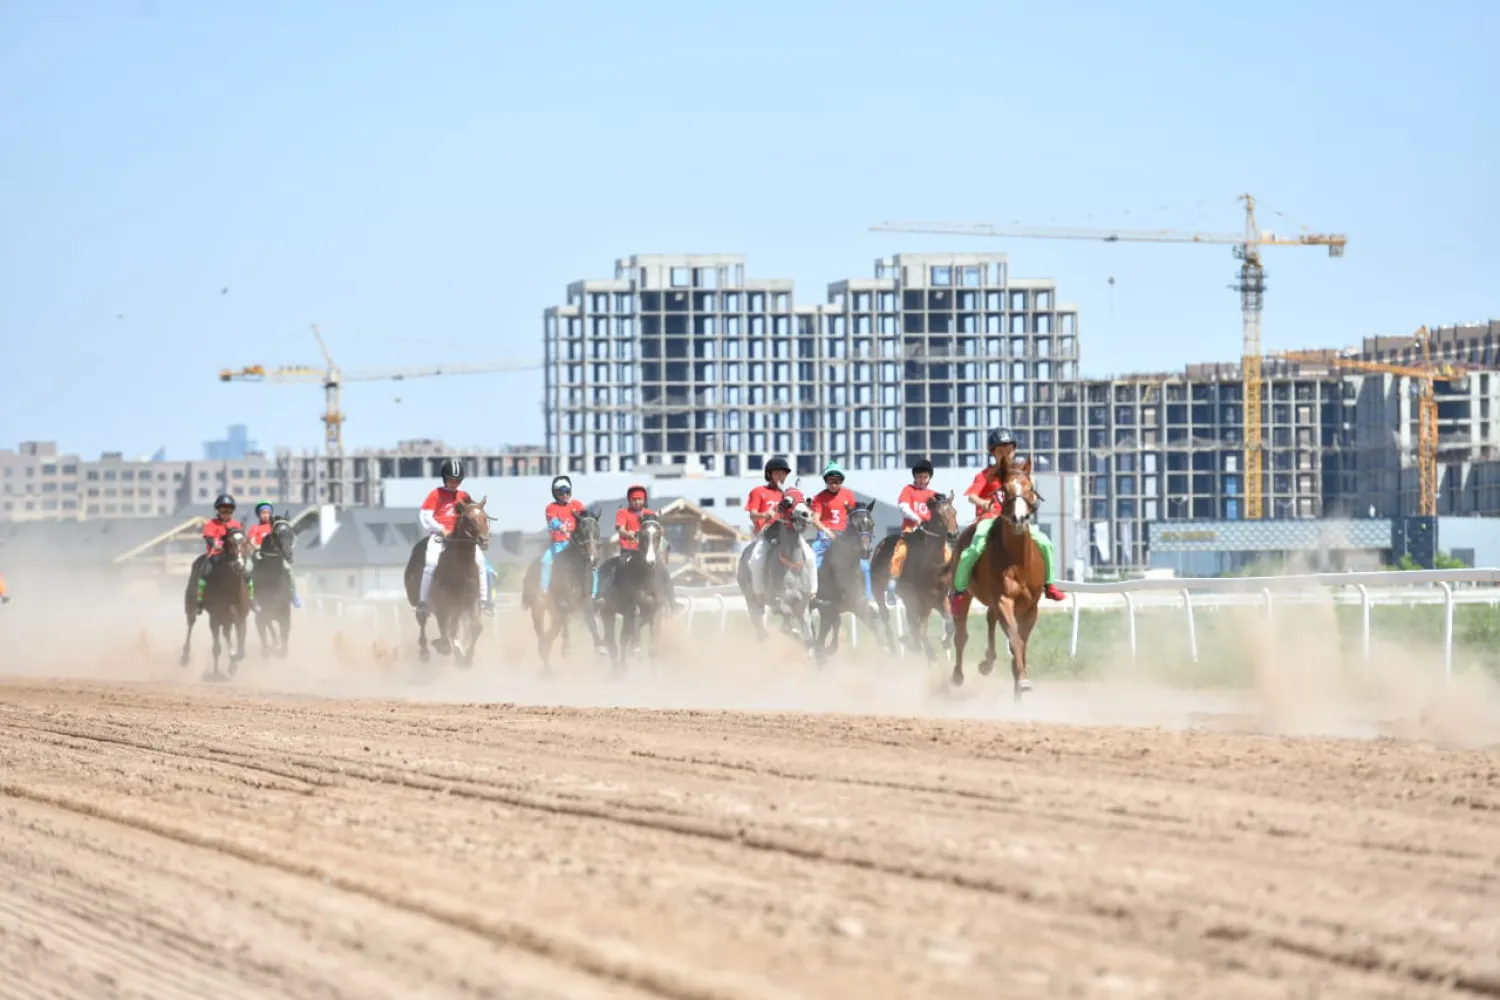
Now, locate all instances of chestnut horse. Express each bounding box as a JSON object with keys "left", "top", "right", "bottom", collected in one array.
[
  {"left": 403, "top": 497, "right": 491, "bottom": 666},
  {"left": 948, "top": 456, "right": 1044, "bottom": 698}
]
